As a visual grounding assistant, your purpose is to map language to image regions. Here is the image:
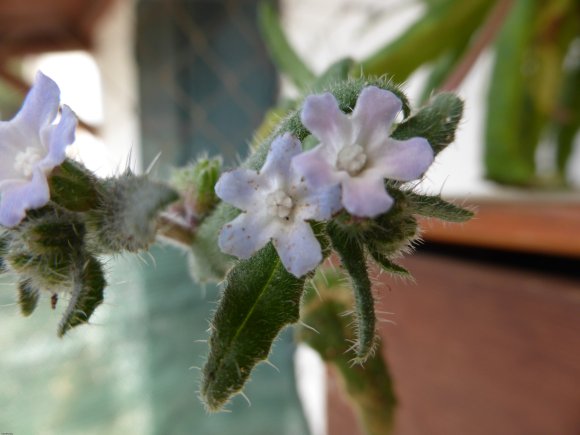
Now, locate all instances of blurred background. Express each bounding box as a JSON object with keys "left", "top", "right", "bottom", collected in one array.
[{"left": 0, "top": 0, "right": 578, "bottom": 434}]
